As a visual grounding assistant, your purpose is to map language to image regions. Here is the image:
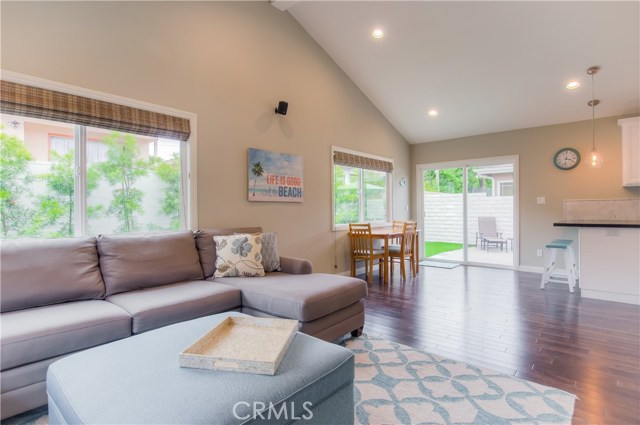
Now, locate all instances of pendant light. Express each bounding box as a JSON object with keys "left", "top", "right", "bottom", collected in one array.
[{"left": 587, "top": 66, "right": 604, "bottom": 168}]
